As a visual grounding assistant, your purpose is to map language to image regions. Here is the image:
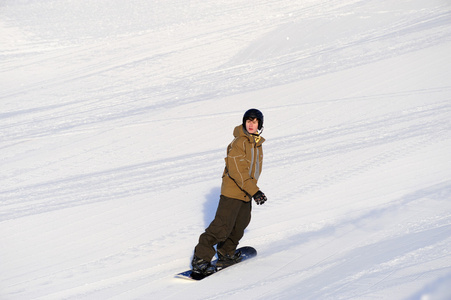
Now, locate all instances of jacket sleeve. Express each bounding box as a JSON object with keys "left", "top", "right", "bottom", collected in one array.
[{"left": 225, "top": 137, "right": 259, "bottom": 197}]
